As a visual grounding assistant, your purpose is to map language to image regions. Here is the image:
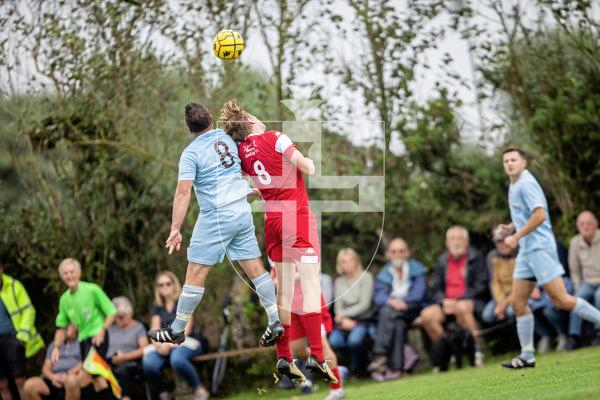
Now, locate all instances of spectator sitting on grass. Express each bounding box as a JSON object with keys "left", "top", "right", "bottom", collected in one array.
[
  {"left": 23, "top": 324, "right": 81, "bottom": 400},
  {"left": 107, "top": 296, "right": 149, "bottom": 400}
]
